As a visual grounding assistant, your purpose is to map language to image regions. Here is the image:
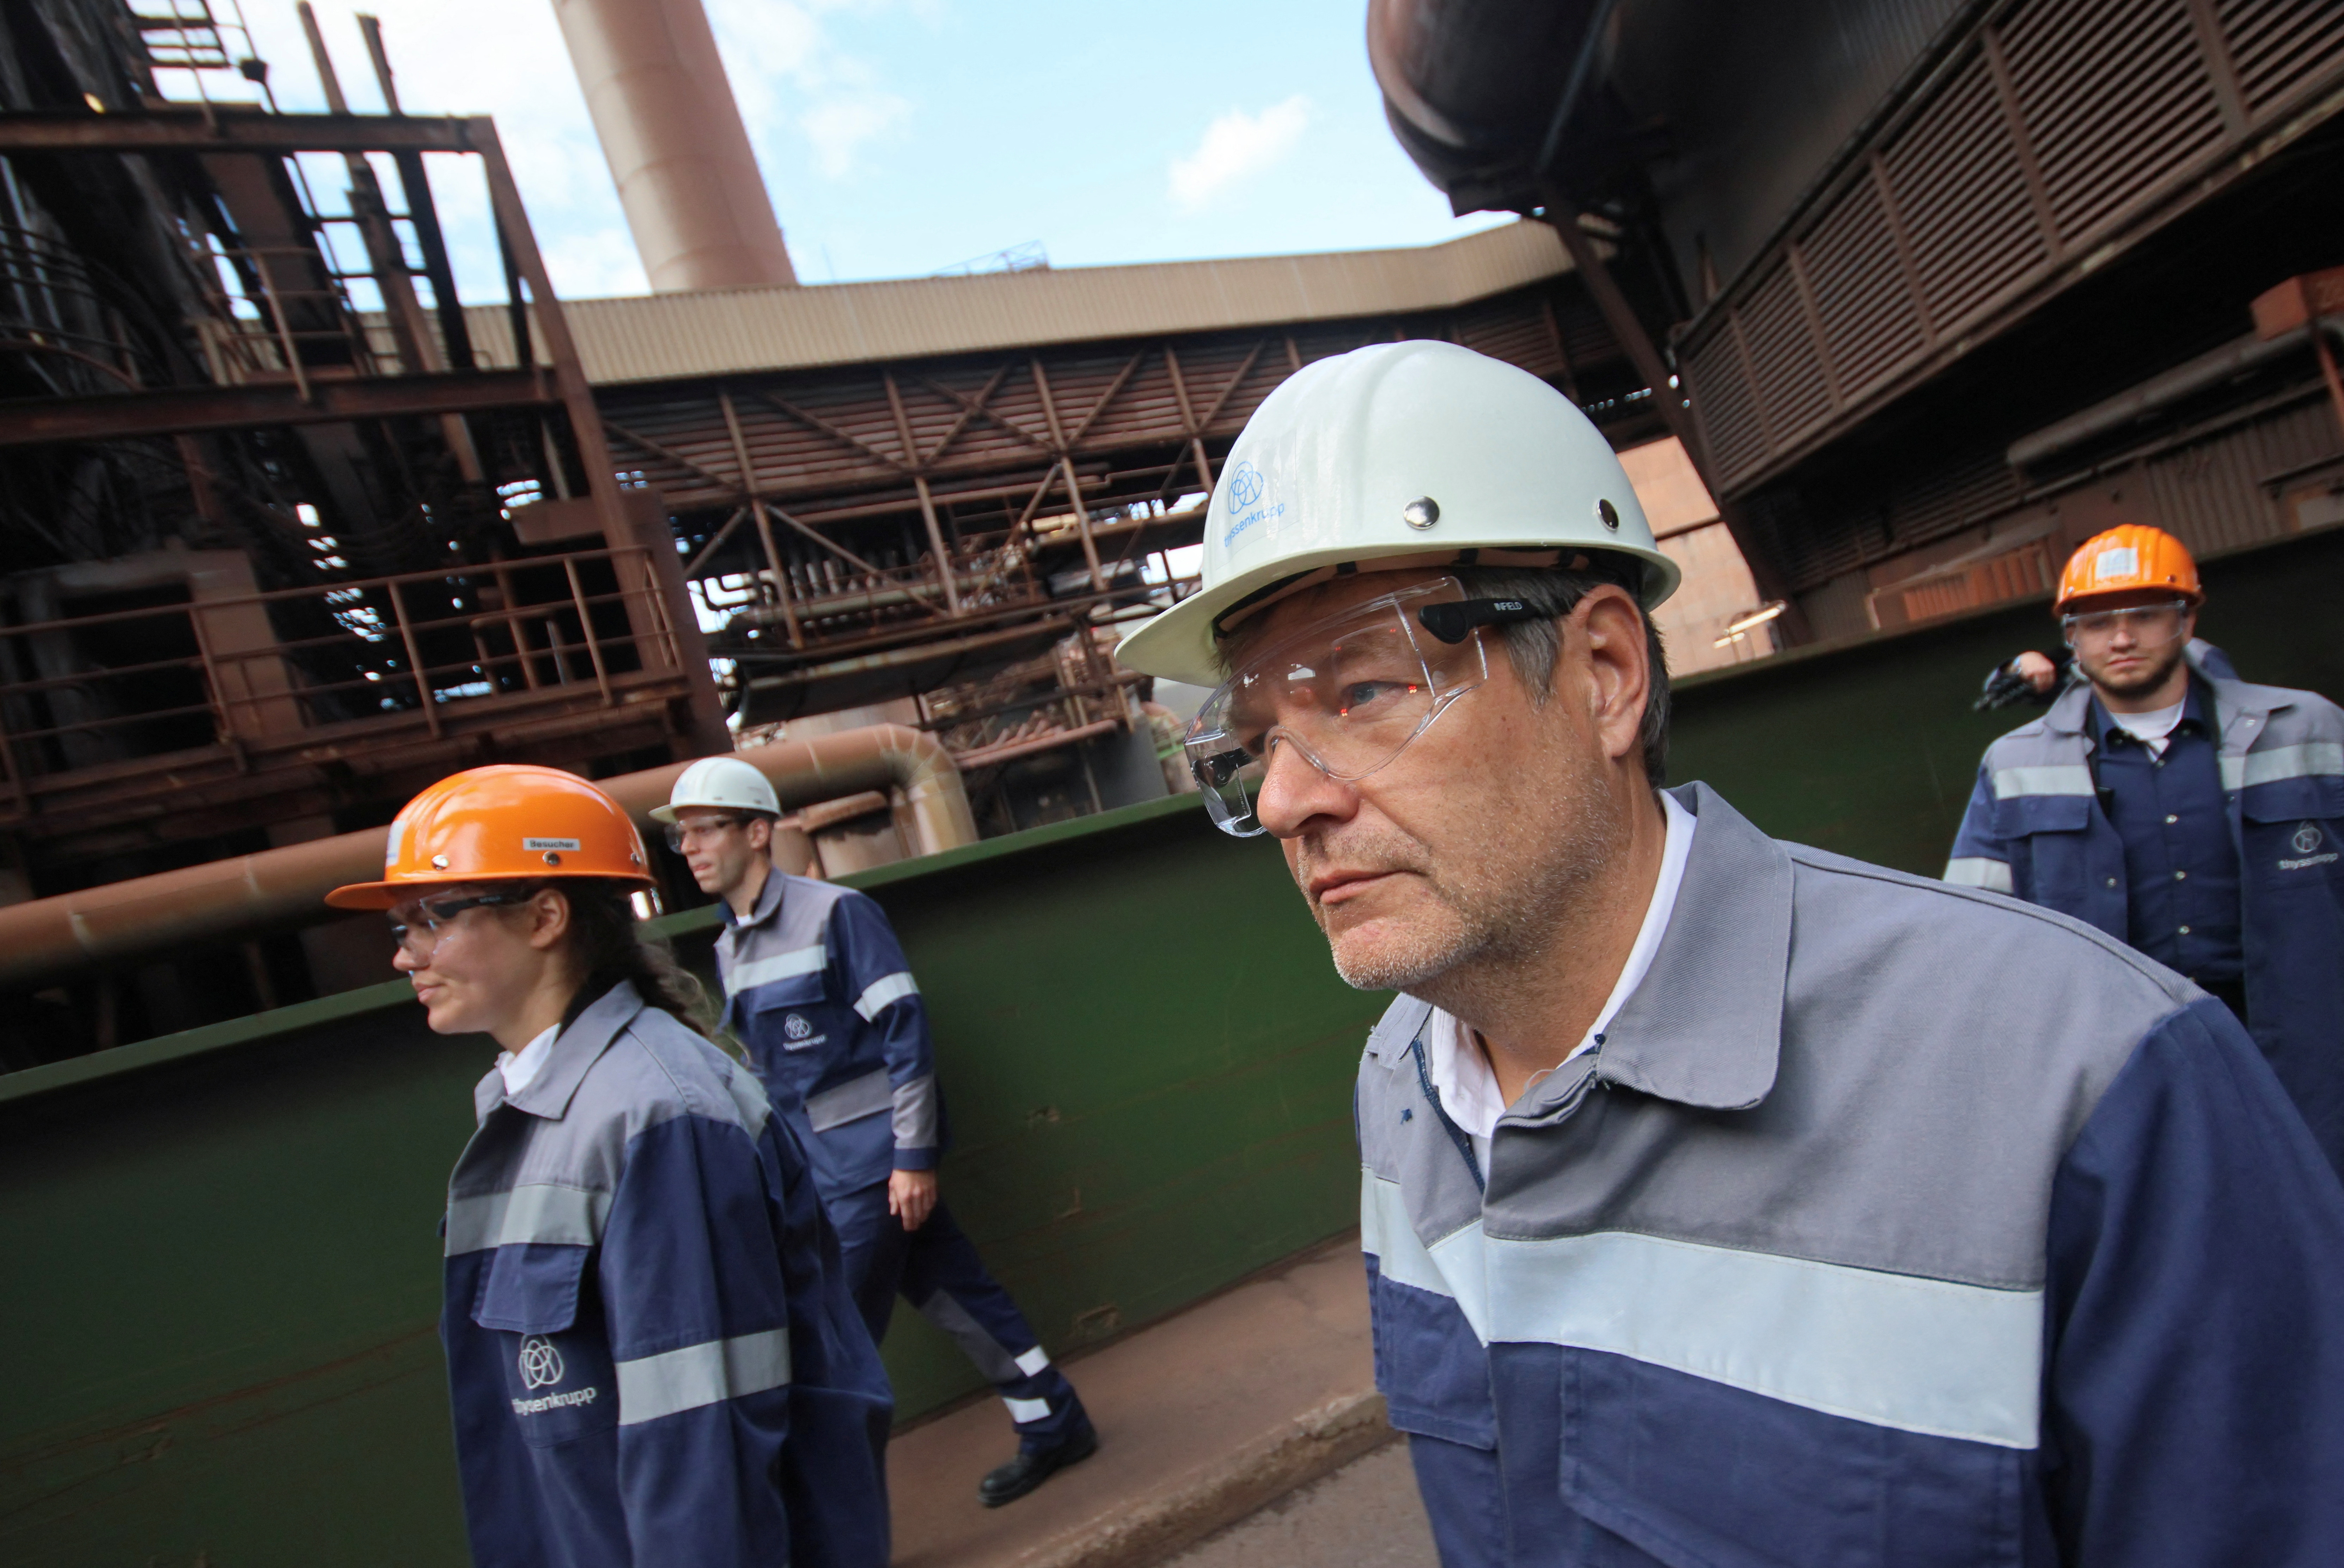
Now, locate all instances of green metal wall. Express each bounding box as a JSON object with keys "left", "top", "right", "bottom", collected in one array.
[
  {"left": 3, "top": 522, "right": 2334, "bottom": 1565},
  {"left": 0, "top": 797, "right": 1385, "bottom": 1567}
]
